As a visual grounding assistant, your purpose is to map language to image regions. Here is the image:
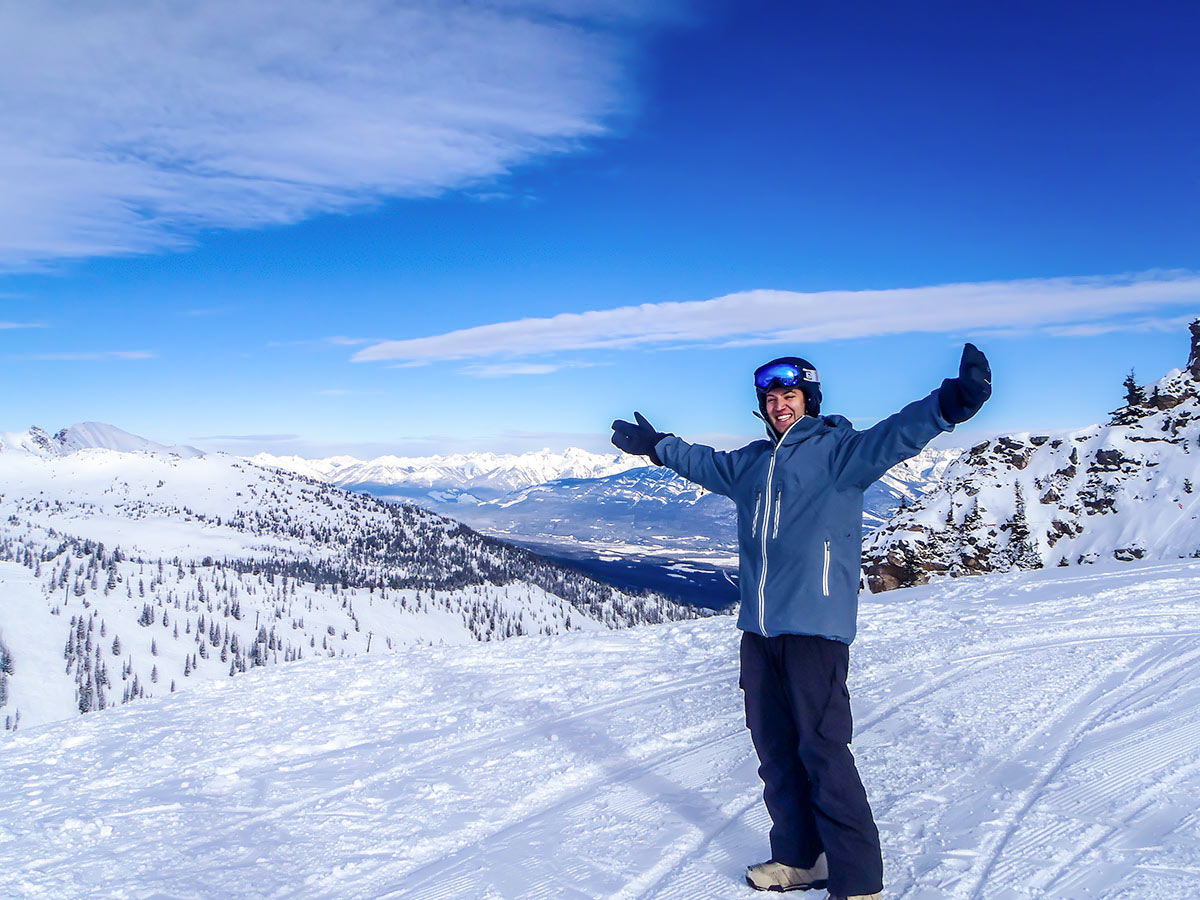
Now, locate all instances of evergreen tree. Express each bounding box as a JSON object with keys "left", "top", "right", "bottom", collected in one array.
[
  {"left": 1007, "top": 484, "right": 1042, "bottom": 570},
  {"left": 1122, "top": 369, "right": 1146, "bottom": 406}
]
